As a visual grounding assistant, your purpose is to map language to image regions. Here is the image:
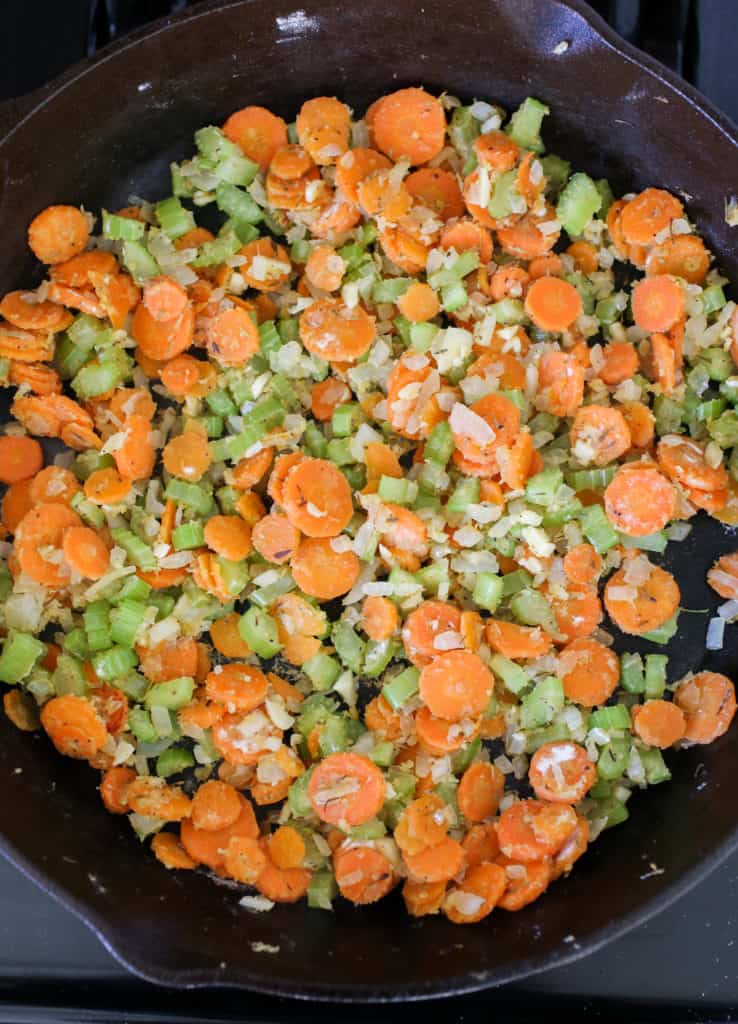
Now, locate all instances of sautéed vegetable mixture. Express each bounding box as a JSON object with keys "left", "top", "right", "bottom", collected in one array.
[{"left": 0, "top": 87, "right": 736, "bottom": 922}]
